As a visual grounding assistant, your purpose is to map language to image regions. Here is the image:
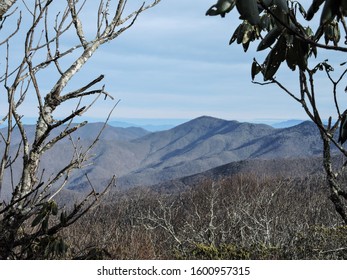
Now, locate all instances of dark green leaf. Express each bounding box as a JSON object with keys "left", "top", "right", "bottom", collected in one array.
[
  {"left": 50, "top": 201, "right": 58, "bottom": 216},
  {"left": 324, "top": 24, "right": 334, "bottom": 45},
  {"left": 269, "top": 0, "right": 289, "bottom": 26},
  {"left": 286, "top": 45, "right": 297, "bottom": 71},
  {"left": 237, "top": 23, "right": 245, "bottom": 44},
  {"left": 260, "top": 14, "right": 272, "bottom": 31},
  {"left": 58, "top": 239, "right": 67, "bottom": 255},
  {"left": 60, "top": 211, "right": 67, "bottom": 225},
  {"left": 236, "top": 0, "right": 260, "bottom": 25},
  {"left": 257, "top": 26, "right": 282, "bottom": 51},
  {"left": 311, "top": 45, "right": 318, "bottom": 58},
  {"left": 243, "top": 40, "right": 250, "bottom": 52},
  {"left": 333, "top": 23, "right": 340, "bottom": 46},
  {"left": 229, "top": 25, "right": 241, "bottom": 45},
  {"left": 286, "top": 36, "right": 309, "bottom": 71},
  {"left": 31, "top": 211, "right": 47, "bottom": 227},
  {"left": 263, "top": 35, "right": 286, "bottom": 81},
  {"left": 305, "top": 26, "right": 314, "bottom": 37},
  {"left": 251, "top": 59, "right": 261, "bottom": 80},
  {"left": 242, "top": 23, "right": 253, "bottom": 45},
  {"left": 322, "top": 61, "right": 334, "bottom": 72},
  {"left": 320, "top": 0, "right": 334, "bottom": 25},
  {"left": 42, "top": 216, "right": 49, "bottom": 232},
  {"left": 297, "top": 40, "right": 309, "bottom": 70},
  {"left": 297, "top": 2, "right": 307, "bottom": 18}
]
